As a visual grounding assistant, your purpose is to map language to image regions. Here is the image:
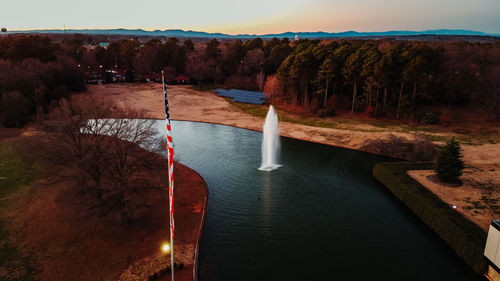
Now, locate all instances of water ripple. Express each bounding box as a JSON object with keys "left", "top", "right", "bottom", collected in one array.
[{"left": 151, "top": 120, "right": 480, "bottom": 281}]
